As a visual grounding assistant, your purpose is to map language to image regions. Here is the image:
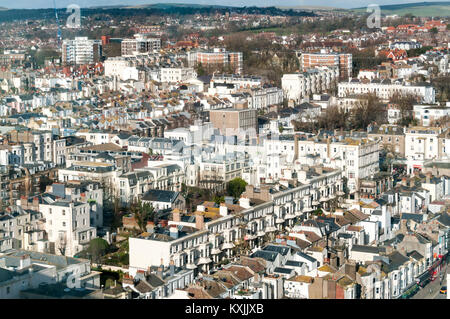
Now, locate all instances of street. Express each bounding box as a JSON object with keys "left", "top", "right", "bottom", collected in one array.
[{"left": 412, "top": 262, "right": 448, "bottom": 299}]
